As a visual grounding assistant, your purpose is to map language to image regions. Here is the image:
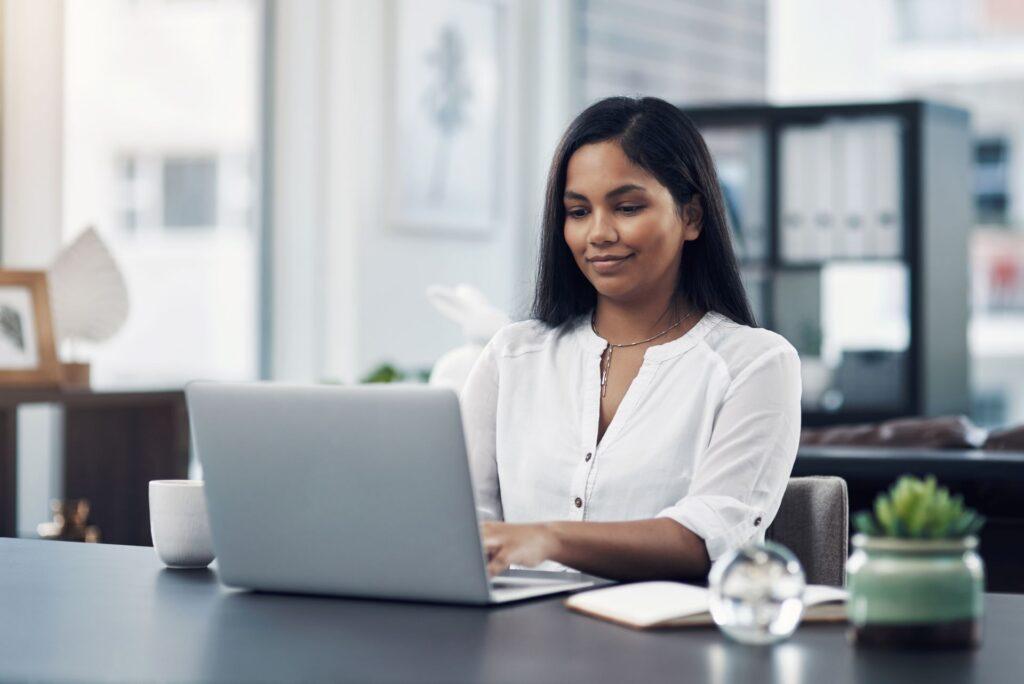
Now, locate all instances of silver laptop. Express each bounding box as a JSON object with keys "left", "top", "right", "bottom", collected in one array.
[{"left": 185, "top": 381, "right": 603, "bottom": 604}]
